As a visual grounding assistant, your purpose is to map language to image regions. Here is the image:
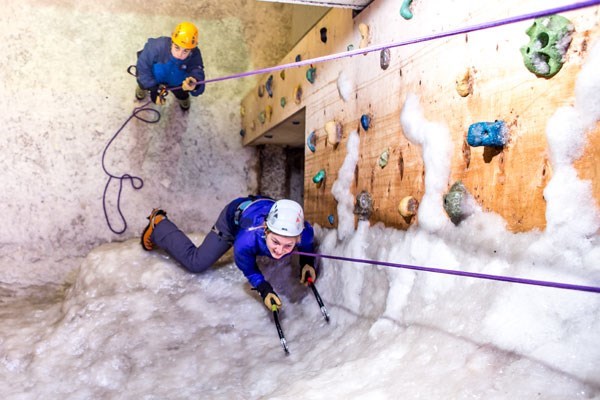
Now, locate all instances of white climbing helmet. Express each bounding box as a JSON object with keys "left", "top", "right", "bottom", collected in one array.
[{"left": 266, "top": 199, "right": 305, "bottom": 237}]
